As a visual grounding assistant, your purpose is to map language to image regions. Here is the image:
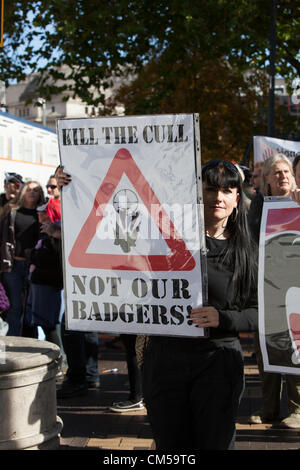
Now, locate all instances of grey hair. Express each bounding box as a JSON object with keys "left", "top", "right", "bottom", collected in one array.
[{"left": 261, "top": 153, "right": 297, "bottom": 196}]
